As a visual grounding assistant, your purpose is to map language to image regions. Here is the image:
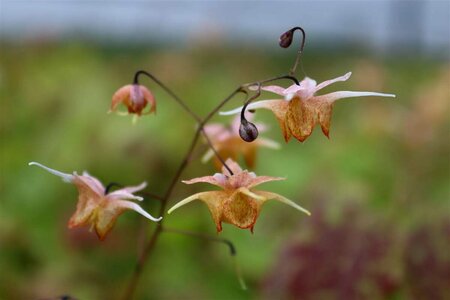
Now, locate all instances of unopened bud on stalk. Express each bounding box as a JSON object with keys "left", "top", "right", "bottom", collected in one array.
[
  {"left": 239, "top": 119, "right": 259, "bottom": 142},
  {"left": 279, "top": 29, "right": 294, "bottom": 48}
]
